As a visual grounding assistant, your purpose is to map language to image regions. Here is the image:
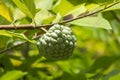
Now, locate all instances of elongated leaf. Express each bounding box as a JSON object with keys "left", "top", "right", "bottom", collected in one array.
[
  {"left": 0, "top": 30, "right": 35, "bottom": 43},
  {"left": 0, "top": 0, "right": 12, "bottom": 22},
  {"left": 70, "top": 17, "right": 112, "bottom": 29},
  {"left": 0, "top": 70, "right": 25, "bottom": 80},
  {"left": 8, "top": 32, "right": 36, "bottom": 44},
  {"left": 12, "top": 0, "right": 36, "bottom": 18},
  {"left": 0, "top": 30, "right": 12, "bottom": 37},
  {"left": 85, "top": 3, "right": 100, "bottom": 11},
  {"left": 23, "top": 0, "right": 36, "bottom": 17}
]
